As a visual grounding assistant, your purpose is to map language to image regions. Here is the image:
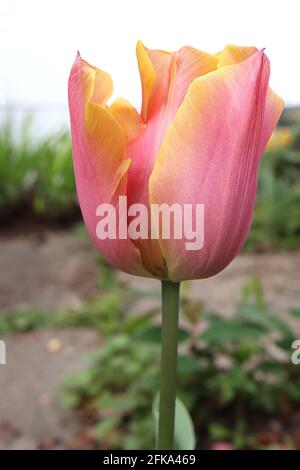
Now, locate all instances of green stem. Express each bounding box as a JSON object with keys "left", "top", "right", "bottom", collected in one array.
[{"left": 156, "top": 280, "right": 180, "bottom": 450}]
